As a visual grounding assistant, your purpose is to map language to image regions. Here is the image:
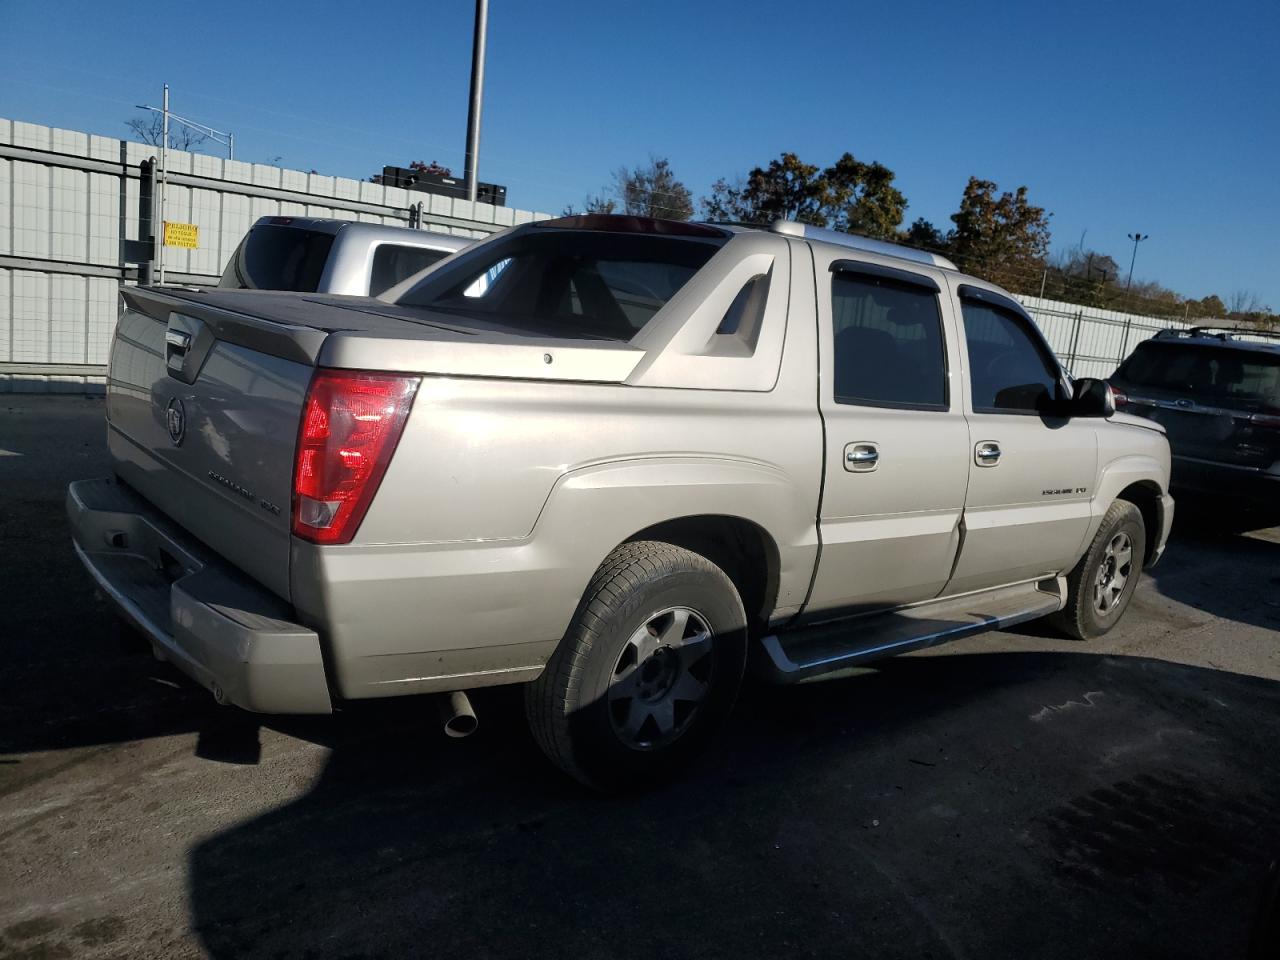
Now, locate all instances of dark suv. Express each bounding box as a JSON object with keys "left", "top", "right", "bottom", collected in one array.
[{"left": 1110, "top": 327, "right": 1280, "bottom": 512}]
